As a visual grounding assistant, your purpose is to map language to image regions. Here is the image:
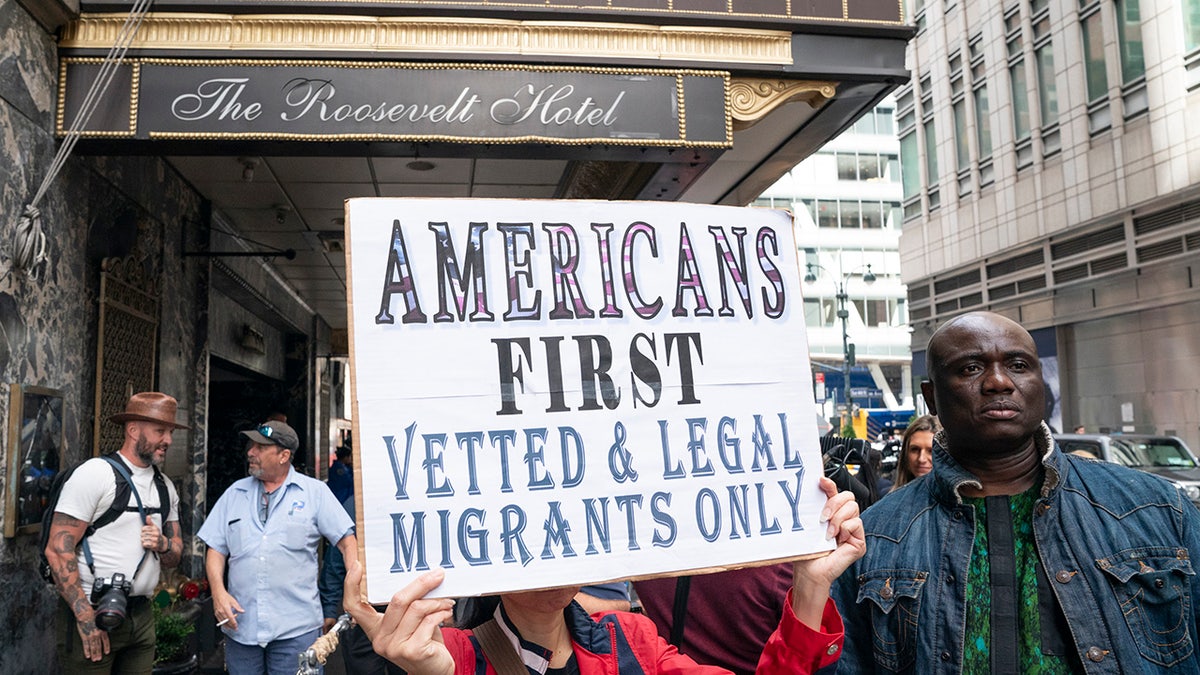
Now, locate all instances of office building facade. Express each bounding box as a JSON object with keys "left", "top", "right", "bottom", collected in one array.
[{"left": 898, "top": 0, "right": 1200, "bottom": 447}]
